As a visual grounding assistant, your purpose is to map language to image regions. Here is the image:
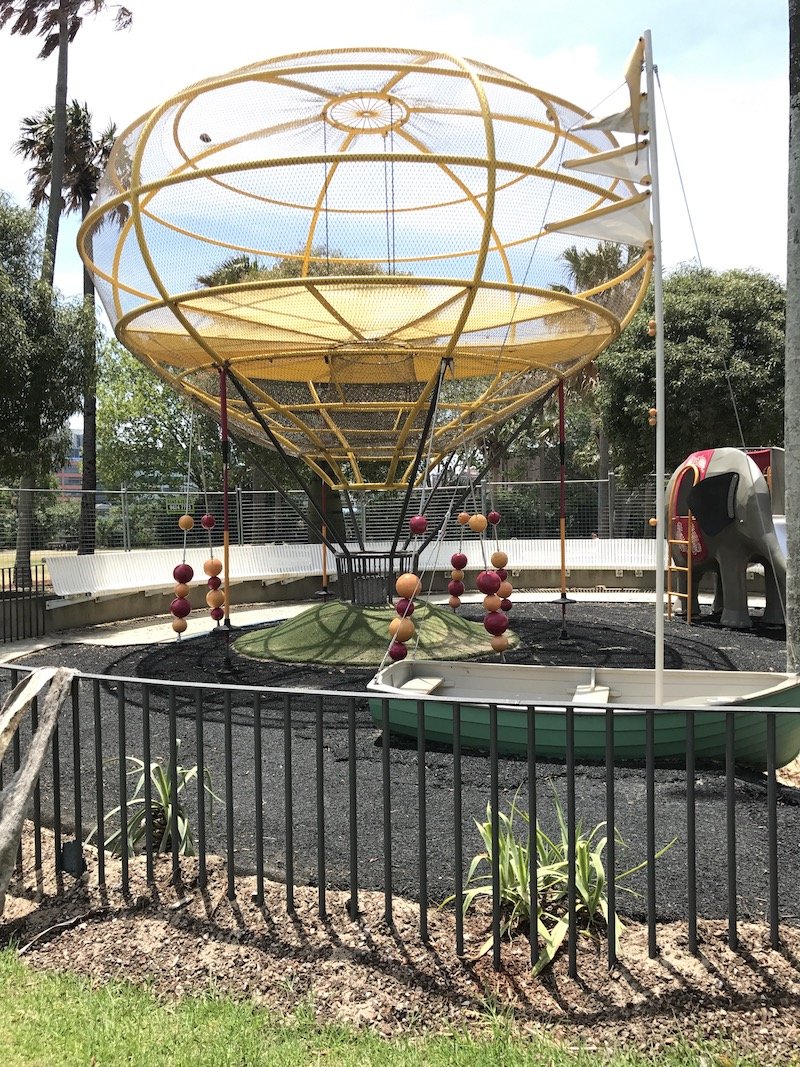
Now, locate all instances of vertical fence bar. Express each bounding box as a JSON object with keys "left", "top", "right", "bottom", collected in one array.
[
  {"left": 527, "top": 706, "right": 538, "bottom": 969},
  {"left": 315, "top": 695, "right": 327, "bottom": 918},
  {"left": 283, "top": 692, "right": 294, "bottom": 913},
  {"left": 686, "top": 710, "right": 697, "bottom": 954},
  {"left": 489, "top": 702, "right": 501, "bottom": 972},
  {"left": 380, "top": 697, "right": 392, "bottom": 925},
  {"left": 51, "top": 715, "right": 62, "bottom": 875},
  {"left": 645, "top": 707, "right": 657, "bottom": 958},
  {"left": 766, "top": 712, "right": 779, "bottom": 949},
  {"left": 71, "top": 678, "right": 82, "bottom": 848},
  {"left": 194, "top": 689, "right": 207, "bottom": 890},
  {"left": 223, "top": 689, "right": 235, "bottom": 900},
  {"left": 605, "top": 707, "right": 617, "bottom": 969},
  {"left": 417, "top": 699, "right": 428, "bottom": 942},
  {"left": 117, "top": 683, "right": 129, "bottom": 892},
  {"left": 566, "top": 705, "right": 577, "bottom": 978},
  {"left": 348, "top": 698, "right": 359, "bottom": 918},
  {"left": 93, "top": 679, "right": 105, "bottom": 886},
  {"left": 12, "top": 718, "right": 21, "bottom": 874},
  {"left": 453, "top": 702, "right": 464, "bottom": 957},
  {"left": 142, "top": 687, "right": 154, "bottom": 884},
  {"left": 30, "top": 696, "right": 42, "bottom": 872},
  {"left": 725, "top": 711, "right": 738, "bottom": 951},
  {"left": 253, "top": 693, "right": 265, "bottom": 906},
  {"left": 167, "top": 688, "right": 181, "bottom": 888}
]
